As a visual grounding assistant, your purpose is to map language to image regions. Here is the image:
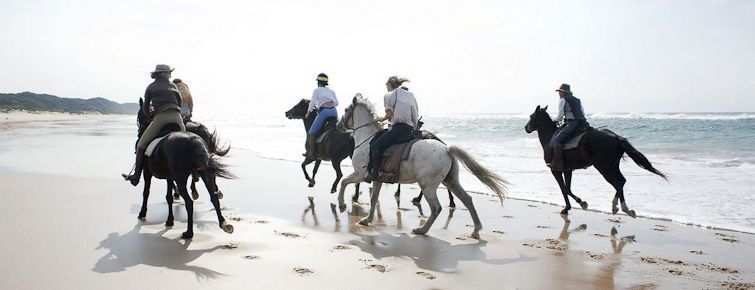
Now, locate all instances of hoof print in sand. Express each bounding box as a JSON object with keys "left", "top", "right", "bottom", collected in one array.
[
  {"left": 243, "top": 255, "right": 259, "bottom": 260},
  {"left": 492, "top": 230, "right": 505, "bottom": 235},
  {"left": 366, "top": 264, "right": 388, "bottom": 273},
  {"left": 501, "top": 215, "right": 513, "bottom": 219},
  {"left": 275, "top": 230, "right": 304, "bottom": 238},
  {"left": 715, "top": 232, "right": 739, "bottom": 243},
  {"left": 585, "top": 251, "right": 604, "bottom": 260},
  {"left": 667, "top": 269, "right": 686, "bottom": 276},
  {"left": 253, "top": 220, "right": 269, "bottom": 224},
  {"left": 606, "top": 218, "right": 623, "bottom": 223},
  {"left": 689, "top": 250, "right": 705, "bottom": 255},
  {"left": 653, "top": 225, "right": 670, "bottom": 232},
  {"left": 294, "top": 267, "right": 313, "bottom": 276},
  {"left": 416, "top": 271, "right": 437, "bottom": 280},
  {"left": 720, "top": 282, "right": 754, "bottom": 290},
  {"left": 222, "top": 242, "right": 239, "bottom": 249},
  {"left": 332, "top": 245, "right": 352, "bottom": 251},
  {"left": 522, "top": 239, "right": 566, "bottom": 252},
  {"left": 536, "top": 225, "right": 551, "bottom": 229}
]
